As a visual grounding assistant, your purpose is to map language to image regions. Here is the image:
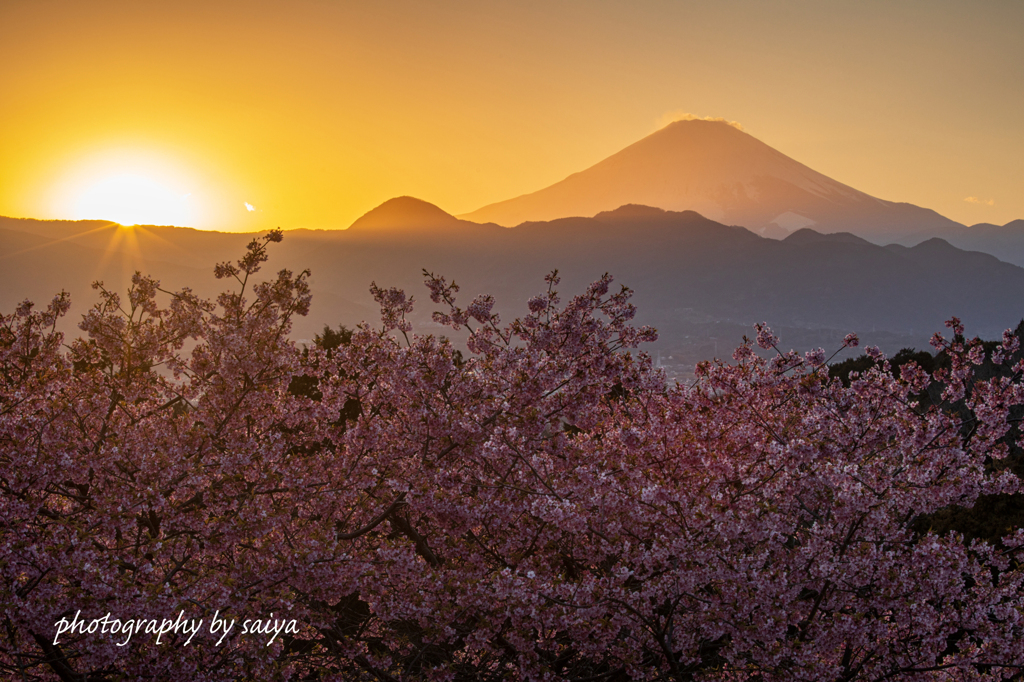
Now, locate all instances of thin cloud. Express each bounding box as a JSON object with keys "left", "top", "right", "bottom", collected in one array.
[
  {"left": 657, "top": 111, "right": 744, "bottom": 131},
  {"left": 245, "top": 202, "right": 256, "bottom": 212},
  {"left": 964, "top": 196, "right": 995, "bottom": 206}
]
